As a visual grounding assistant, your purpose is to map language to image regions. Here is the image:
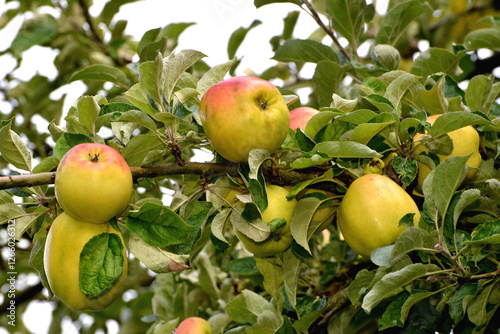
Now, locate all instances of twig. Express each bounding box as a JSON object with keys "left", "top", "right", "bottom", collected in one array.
[
  {"left": 301, "top": 0, "right": 351, "bottom": 61},
  {"left": 0, "top": 162, "right": 326, "bottom": 190}
]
